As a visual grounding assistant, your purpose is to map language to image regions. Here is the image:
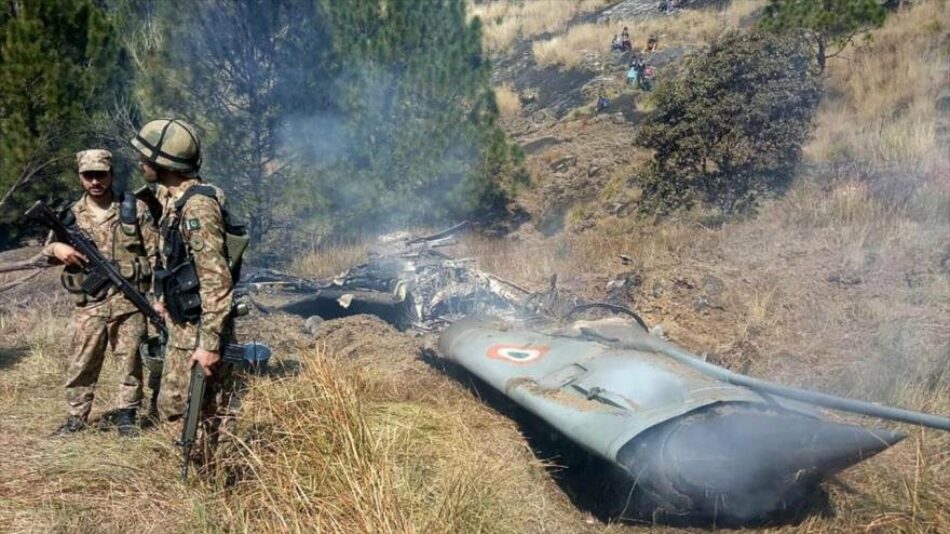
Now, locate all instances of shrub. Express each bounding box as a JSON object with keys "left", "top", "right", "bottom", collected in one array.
[{"left": 636, "top": 31, "right": 822, "bottom": 215}]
